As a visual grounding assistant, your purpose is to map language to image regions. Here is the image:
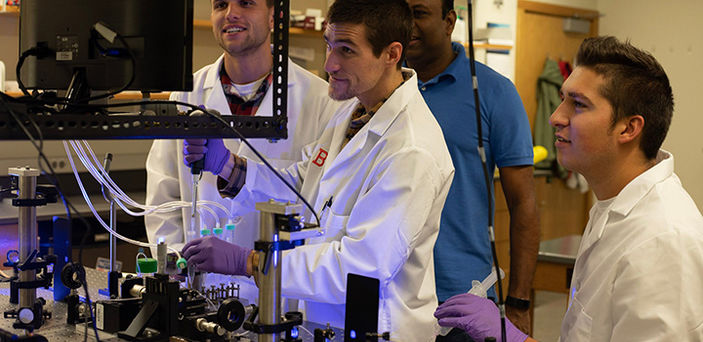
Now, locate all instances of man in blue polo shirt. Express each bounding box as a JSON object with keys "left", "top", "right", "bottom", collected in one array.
[{"left": 405, "top": 0, "right": 539, "bottom": 338}]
